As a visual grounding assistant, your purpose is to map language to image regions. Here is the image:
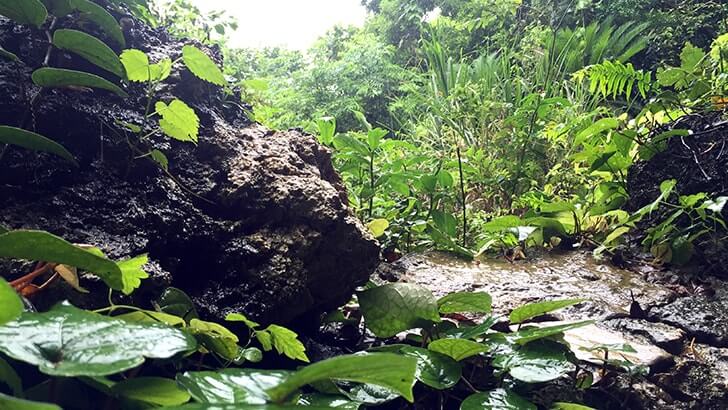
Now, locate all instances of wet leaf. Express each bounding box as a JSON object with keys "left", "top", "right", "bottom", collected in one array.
[
  {"left": 493, "top": 341, "right": 576, "bottom": 383},
  {"left": 509, "top": 320, "right": 594, "bottom": 345},
  {"left": 461, "top": 389, "right": 536, "bottom": 410},
  {"left": 400, "top": 346, "right": 461, "bottom": 390},
  {"left": 32, "top": 67, "right": 128, "bottom": 97},
  {"left": 116, "top": 309, "right": 186, "bottom": 327},
  {"left": 0, "top": 230, "right": 125, "bottom": 291},
  {"left": 156, "top": 99, "right": 200, "bottom": 143},
  {"left": 509, "top": 299, "right": 584, "bottom": 324},
  {"left": 189, "top": 318, "right": 240, "bottom": 360},
  {"left": 68, "top": 0, "right": 124, "bottom": 47},
  {"left": 266, "top": 353, "right": 417, "bottom": 403},
  {"left": 297, "top": 393, "right": 359, "bottom": 409},
  {"left": 0, "top": 393, "right": 60, "bottom": 410},
  {"left": 337, "top": 382, "right": 399, "bottom": 405},
  {"left": 0, "top": 278, "right": 22, "bottom": 326},
  {"left": 0, "top": 0, "right": 47, "bottom": 27},
  {"left": 367, "top": 219, "right": 389, "bottom": 238},
  {"left": 0, "top": 126, "right": 77, "bottom": 165},
  {"left": 112, "top": 377, "right": 191, "bottom": 406},
  {"left": 182, "top": 45, "right": 226, "bottom": 86},
  {"left": 52, "top": 29, "right": 125, "bottom": 77},
  {"left": 427, "top": 338, "right": 489, "bottom": 361},
  {"left": 0, "top": 302, "right": 196, "bottom": 376},
  {"left": 357, "top": 283, "right": 440, "bottom": 338},
  {"left": 176, "top": 368, "right": 291, "bottom": 404},
  {"left": 438, "top": 291, "right": 492, "bottom": 314}
]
